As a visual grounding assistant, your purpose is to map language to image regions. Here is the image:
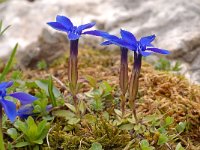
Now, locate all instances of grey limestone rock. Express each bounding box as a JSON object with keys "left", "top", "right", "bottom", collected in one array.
[{"left": 0, "top": 0, "right": 200, "bottom": 83}]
